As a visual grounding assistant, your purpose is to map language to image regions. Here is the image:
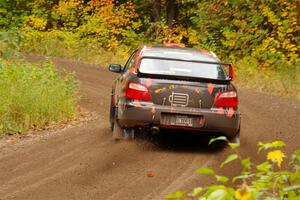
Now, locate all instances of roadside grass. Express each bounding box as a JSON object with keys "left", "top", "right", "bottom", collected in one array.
[
  {"left": 234, "top": 57, "right": 300, "bottom": 100},
  {"left": 0, "top": 60, "right": 79, "bottom": 135},
  {"left": 235, "top": 69, "right": 300, "bottom": 100},
  {"left": 21, "top": 30, "right": 300, "bottom": 100}
]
